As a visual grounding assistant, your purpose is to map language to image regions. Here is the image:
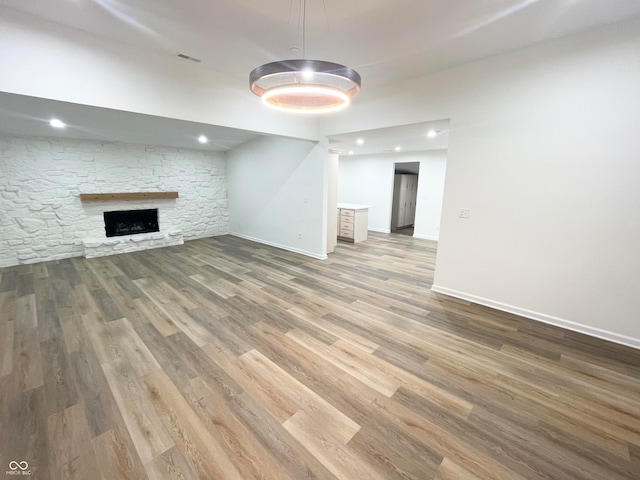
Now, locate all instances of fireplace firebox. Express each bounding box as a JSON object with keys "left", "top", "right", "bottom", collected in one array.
[{"left": 104, "top": 209, "right": 159, "bottom": 237}]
